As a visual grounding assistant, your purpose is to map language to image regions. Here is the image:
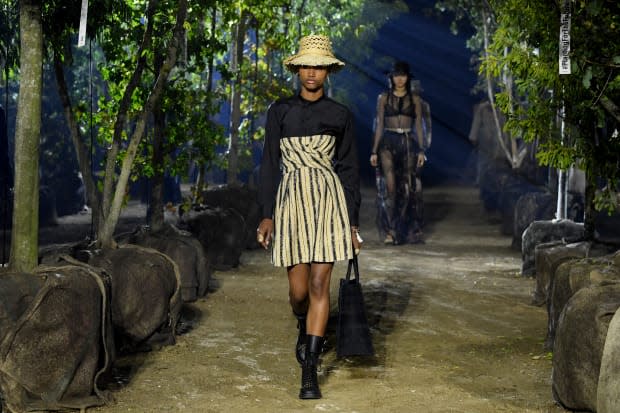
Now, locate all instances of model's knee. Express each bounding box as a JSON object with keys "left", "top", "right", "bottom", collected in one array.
[
  {"left": 289, "top": 287, "right": 308, "bottom": 306},
  {"left": 289, "top": 287, "right": 309, "bottom": 316},
  {"left": 308, "top": 277, "right": 329, "bottom": 298}
]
